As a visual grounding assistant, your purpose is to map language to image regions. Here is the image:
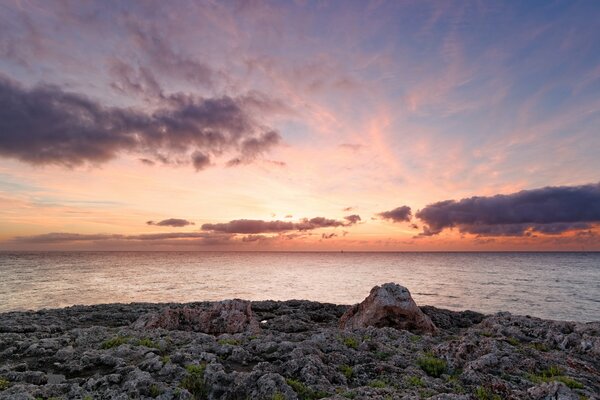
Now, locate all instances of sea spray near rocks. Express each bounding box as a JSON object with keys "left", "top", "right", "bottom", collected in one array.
[{"left": 0, "top": 284, "right": 598, "bottom": 399}]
